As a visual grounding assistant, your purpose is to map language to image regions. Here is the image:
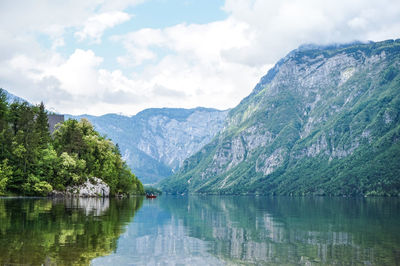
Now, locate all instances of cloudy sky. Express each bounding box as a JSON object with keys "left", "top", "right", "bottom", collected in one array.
[{"left": 1, "top": 0, "right": 400, "bottom": 115}]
